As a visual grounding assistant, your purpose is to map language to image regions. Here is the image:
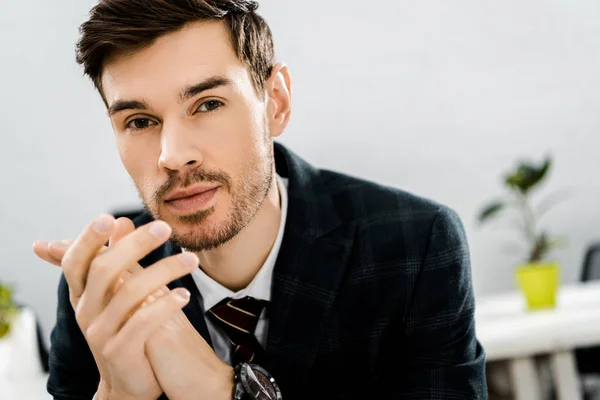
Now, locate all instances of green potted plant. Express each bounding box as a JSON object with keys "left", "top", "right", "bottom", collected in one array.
[
  {"left": 478, "top": 156, "right": 566, "bottom": 310},
  {"left": 0, "top": 282, "right": 18, "bottom": 339}
]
